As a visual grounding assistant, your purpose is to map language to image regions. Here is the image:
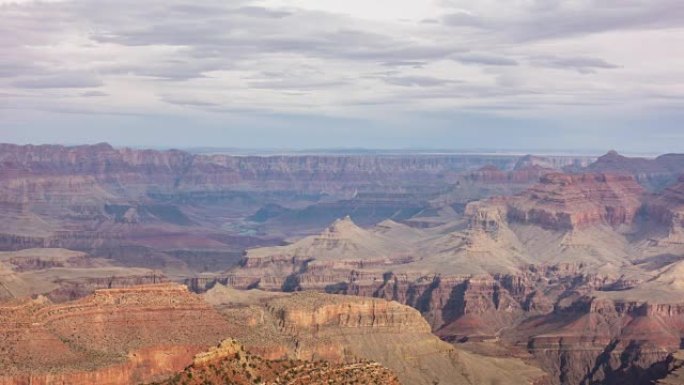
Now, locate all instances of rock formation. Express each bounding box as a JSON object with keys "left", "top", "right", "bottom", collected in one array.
[
  {"left": 6, "top": 143, "right": 684, "bottom": 385},
  {"left": 583, "top": 150, "right": 684, "bottom": 189},
  {"left": 0, "top": 143, "right": 593, "bottom": 271},
  {"left": 644, "top": 177, "right": 684, "bottom": 241},
  {"left": 0, "top": 248, "right": 164, "bottom": 302},
  {"left": 0, "top": 284, "right": 233, "bottom": 385},
  {"left": 657, "top": 352, "right": 684, "bottom": 385},
  {"left": 506, "top": 173, "right": 645, "bottom": 230},
  {"left": 145, "top": 338, "right": 401, "bottom": 385},
  {"left": 0, "top": 282, "right": 548, "bottom": 385},
  {"left": 466, "top": 164, "right": 554, "bottom": 184},
  {"left": 216, "top": 173, "right": 684, "bottom": 384},
  {"left": 207, "top": 288, "right": 547, "bottom": 385}
]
